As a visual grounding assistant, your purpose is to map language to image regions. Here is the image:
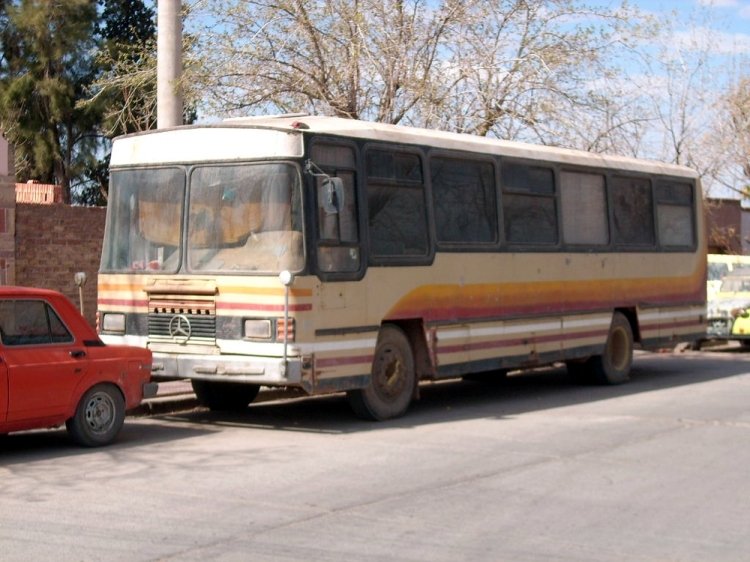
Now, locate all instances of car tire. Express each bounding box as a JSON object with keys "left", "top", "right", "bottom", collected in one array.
[{"left": 66, "top": 384, "right": 126, "bottom": 447}]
